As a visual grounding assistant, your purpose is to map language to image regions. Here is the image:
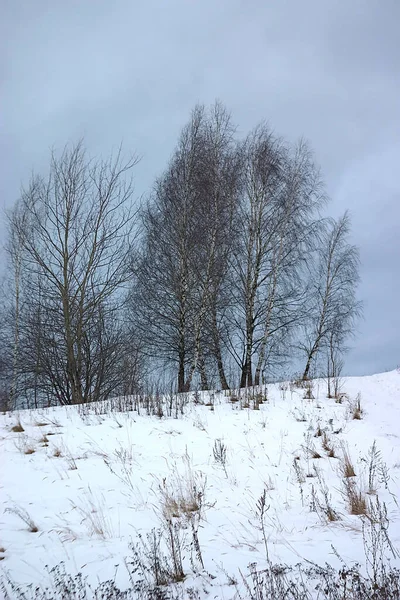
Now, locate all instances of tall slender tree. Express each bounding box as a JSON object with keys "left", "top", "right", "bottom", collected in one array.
[
  {"left": 232, "top": 127, "right": 324, "bottom": 387},
  {"left": 300, "top": 212, "right": 361, "bottom": 379}
]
